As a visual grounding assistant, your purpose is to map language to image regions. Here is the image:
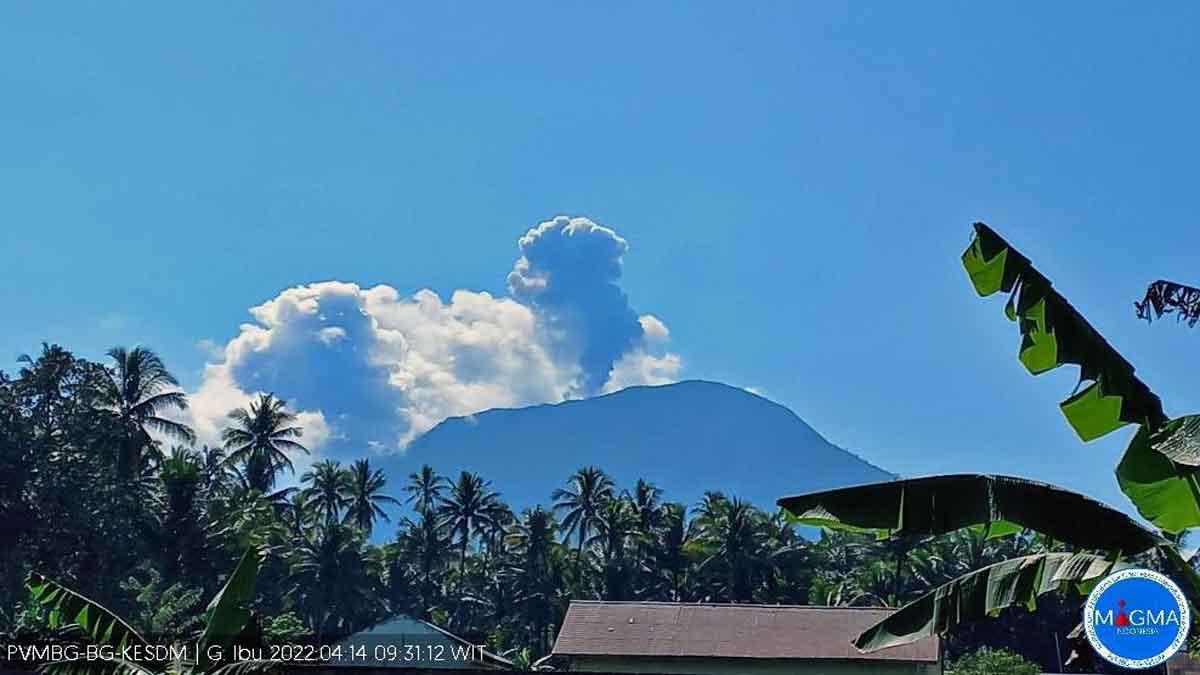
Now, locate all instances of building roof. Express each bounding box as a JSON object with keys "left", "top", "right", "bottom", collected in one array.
[{"left": 552, "top": 601, "right": 939, "bottom": 663}]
